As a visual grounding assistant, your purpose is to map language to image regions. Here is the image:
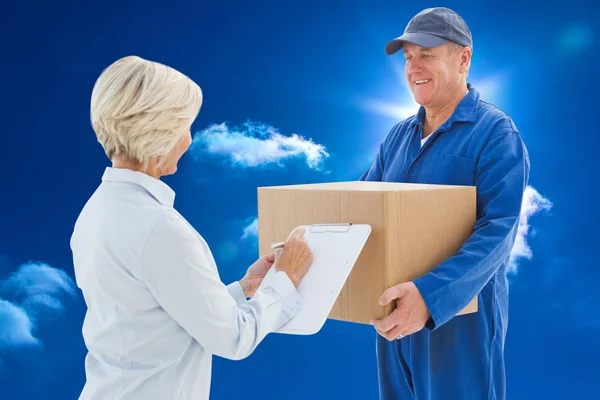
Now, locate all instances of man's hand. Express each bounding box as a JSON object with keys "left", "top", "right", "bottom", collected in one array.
[
  {"left": 370, "top": 282, "right": 431, "bottom": 341},
  {"left": 240, "top": 252, "right": 277, "bottom": 298}
]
